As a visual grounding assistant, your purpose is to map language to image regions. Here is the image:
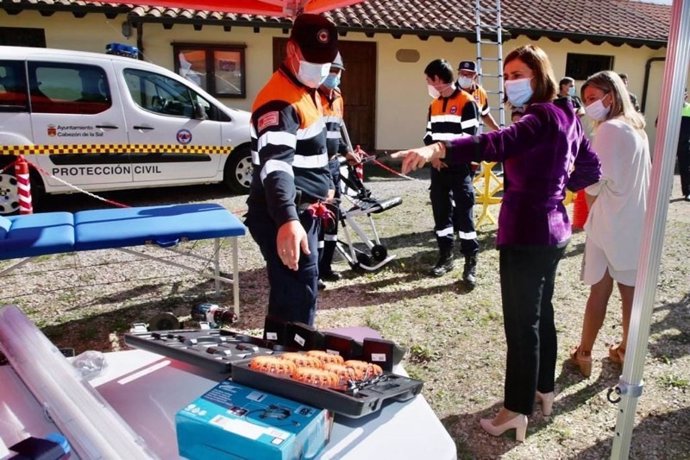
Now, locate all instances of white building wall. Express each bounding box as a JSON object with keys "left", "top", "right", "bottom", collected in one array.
[{"left": 4, "top": 9, "right": 687, "bottom": 153}]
